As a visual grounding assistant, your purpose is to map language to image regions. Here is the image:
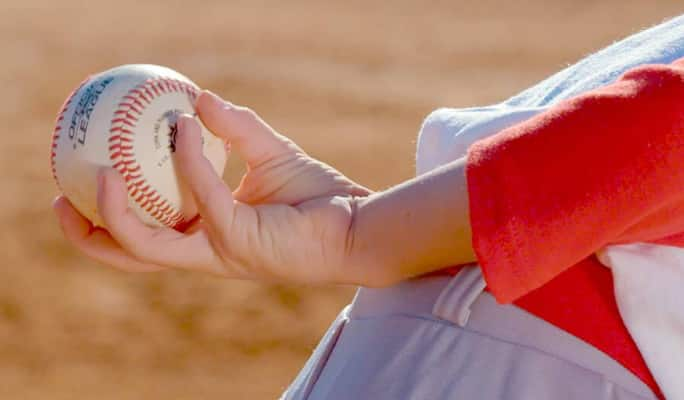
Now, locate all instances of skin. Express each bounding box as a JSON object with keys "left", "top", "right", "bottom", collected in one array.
[{"left": 53, "top": 91, "right": 477, "bottom": 287}]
